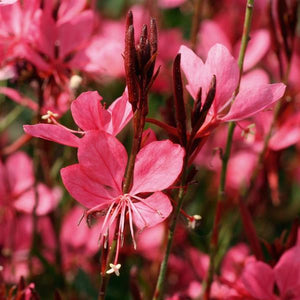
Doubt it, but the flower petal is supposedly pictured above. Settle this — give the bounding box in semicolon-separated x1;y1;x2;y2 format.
204;44;239;114
222;83;286;122
6;152;33;196
61;164;117;209
274;245;300;298
24;124;80;147
132;192;172;230
106;90;133;136
71;91;111;131
179;45;204;100
14;184;60;215
131;140;184;194
197;20;232;59
241;261;275;299
58;10;94;59
242;29;271;71
77;131;127;193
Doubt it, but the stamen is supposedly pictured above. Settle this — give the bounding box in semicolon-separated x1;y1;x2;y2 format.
41;110;59;123
188;214;202;229
130;194;164;218
106;263;121;276
127;203;137;249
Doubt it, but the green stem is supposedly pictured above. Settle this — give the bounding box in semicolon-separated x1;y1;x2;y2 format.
190;0;203;52
0;105;24;132
203;1;254;298
153;156;188;300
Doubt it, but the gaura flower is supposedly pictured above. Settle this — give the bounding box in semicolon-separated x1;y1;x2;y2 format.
179;44;286;137
24;90;132;147
60;131;184;275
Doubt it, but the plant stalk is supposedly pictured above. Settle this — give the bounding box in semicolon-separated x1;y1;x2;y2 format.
203;1;254;298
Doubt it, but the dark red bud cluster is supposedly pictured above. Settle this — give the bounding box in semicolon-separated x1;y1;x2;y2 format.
124;11;159;114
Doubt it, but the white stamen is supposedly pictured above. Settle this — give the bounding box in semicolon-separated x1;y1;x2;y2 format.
188;214;202;229
106;263;121;276
41;110;59;123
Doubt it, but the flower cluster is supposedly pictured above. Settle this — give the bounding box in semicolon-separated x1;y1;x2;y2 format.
1;0;299;299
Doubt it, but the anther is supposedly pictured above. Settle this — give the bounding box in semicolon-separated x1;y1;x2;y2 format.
106;263;121;276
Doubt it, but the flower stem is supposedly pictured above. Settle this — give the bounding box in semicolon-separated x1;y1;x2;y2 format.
190;0;203;52
153;155;188;300
203;1;254;298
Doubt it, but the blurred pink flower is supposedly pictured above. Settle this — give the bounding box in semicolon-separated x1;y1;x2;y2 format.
60;206;100;273
24;90;132;147
241;243;300;300
0;0;18;6
61;131;184;273
0;151;60;215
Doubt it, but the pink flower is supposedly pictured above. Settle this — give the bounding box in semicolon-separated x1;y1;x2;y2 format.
179;44;286;137
61;131;184;274
60;206;100;272
0;151;60;215
241;243;300;299
23;90;132;147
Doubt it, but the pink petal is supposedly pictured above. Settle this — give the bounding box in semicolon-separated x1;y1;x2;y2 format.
0;160;8;199
0;0;18;6
23;124;80;147
241;261;275;299
269;113;300;151
60;206;99;256
222;83;286;122
221;243;250;283
71;91;111;131
58;10;94;59
35;12;56;60
6;152;33;196
132;192;172;230
77;131;127;193
240;69;270;89
0;2;21;35
61;164;117;209
197;20;232;59
141;128;157;147
158;0;185;8
131;140;184;194
106;90;133;136
57;0;86;24
179;45;204;100
14;184;60;215
240;30;271;71
274;245;300;299
204;44;239;114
